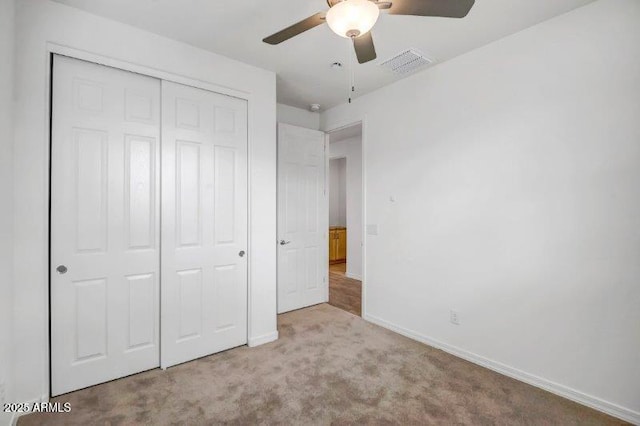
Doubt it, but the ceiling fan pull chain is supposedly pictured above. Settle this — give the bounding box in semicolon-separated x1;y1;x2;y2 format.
351;51;356;97
348;36;357;104
346;38;352;104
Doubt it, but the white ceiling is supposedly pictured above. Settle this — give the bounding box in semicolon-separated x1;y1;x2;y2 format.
52;0;595;110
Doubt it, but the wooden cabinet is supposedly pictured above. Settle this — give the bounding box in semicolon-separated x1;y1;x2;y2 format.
329;227;347;264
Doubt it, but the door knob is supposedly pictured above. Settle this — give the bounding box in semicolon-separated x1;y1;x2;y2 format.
239;250;245;257
279;240;291;245
56;265;68;274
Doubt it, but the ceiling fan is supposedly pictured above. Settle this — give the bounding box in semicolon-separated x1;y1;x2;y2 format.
263;0;475;64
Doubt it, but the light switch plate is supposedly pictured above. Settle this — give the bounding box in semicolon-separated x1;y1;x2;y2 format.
450;310;460;325
366;224;378;235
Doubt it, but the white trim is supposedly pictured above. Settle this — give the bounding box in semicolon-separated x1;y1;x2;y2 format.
324;134;331;303
363;313;640;425
248;331;279;347
48;43;250;100
345;272;362;281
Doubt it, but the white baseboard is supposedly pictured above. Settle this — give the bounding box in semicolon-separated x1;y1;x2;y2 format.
345;272;362;281
10;395;47;426
363;313;639;425
248;330;279;347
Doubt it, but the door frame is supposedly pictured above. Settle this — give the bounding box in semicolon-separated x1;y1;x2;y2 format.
46;44;257;397
324;118;367;318
327;156;347;266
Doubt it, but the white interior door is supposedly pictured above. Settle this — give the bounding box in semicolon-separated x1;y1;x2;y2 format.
51;55;161;396
161;81;248;368
277;123;328;313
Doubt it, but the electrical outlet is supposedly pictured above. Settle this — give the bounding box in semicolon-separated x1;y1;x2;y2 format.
450;310;460;325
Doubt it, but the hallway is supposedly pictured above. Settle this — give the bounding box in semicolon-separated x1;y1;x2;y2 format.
328;263;362;316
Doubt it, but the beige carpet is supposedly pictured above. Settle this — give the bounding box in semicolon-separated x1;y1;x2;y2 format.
21;304;624;425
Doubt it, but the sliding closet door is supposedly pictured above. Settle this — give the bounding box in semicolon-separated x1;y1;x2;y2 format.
51;55;161;395
161;81;248;368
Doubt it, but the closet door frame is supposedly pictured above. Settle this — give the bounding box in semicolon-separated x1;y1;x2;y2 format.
45;45;257;396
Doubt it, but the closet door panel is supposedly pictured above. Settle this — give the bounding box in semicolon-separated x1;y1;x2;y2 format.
161;81;248;368
51;55;160;396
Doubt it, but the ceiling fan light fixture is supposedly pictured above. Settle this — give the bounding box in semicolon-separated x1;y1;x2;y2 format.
326;0;380;38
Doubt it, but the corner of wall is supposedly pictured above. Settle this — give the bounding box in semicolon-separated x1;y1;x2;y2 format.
0;0;16;424
276;103;320;130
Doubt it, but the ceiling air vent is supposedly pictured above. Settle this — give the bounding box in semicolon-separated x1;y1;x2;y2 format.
380;49;432;74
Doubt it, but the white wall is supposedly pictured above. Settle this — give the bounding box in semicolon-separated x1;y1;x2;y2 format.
12;0;277;407
322;0;640;422
330;137;363;280
329;158;347;227
277;103;320;130
0;0;15;423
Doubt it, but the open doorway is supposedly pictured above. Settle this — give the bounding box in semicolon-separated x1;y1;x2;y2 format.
327;123;362;316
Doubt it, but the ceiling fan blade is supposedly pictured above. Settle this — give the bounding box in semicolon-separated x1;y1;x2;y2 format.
263;12;326;45
374;1;393;10
353;31;377;64
387;0;475;18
